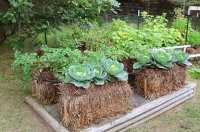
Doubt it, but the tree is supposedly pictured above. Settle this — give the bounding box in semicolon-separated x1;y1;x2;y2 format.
1;0;120;44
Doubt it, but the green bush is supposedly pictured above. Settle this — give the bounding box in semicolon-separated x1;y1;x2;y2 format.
188;67;200;79
173;18;192;34
188;31;200;46
111;13;184;59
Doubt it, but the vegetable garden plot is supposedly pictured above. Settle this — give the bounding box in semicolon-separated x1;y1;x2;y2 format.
32;69;59;104
26;83;196;132
59;82;133;132
133;65;186;99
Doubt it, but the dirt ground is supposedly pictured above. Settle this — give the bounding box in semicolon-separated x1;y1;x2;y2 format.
0;45;53;132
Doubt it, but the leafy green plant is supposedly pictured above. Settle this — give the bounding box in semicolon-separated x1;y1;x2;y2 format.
103;59;128;81
62;59;128;88
90;63;108;85
64;64;95;88
111;14;184;59
188;31;200;46
188;67;200;79
173;50;192;66
12;50;37;89
172;18;192;34
133;54;151;69
2;0;120;50
151;49;173;69
133;49;192;70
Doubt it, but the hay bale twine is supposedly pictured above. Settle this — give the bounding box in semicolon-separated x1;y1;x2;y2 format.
134;65;186;100
32;70;59;104
59;81;133;132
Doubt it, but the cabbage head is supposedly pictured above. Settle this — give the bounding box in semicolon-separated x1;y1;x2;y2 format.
64;64;95;88
151;49;173;69
90;63;107;85
103;59;128;81
173;50;192;66
133;54;151;69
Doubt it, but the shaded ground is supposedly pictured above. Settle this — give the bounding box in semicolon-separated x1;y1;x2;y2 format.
0;45;52;132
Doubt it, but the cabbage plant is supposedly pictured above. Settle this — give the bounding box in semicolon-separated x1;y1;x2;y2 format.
90;63;107;85
103;59;128;81
64;64;95;88
151;49;173;69
173;50;192;66
133;54;152;69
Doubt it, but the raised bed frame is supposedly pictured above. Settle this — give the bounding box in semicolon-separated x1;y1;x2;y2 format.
25;82;196;132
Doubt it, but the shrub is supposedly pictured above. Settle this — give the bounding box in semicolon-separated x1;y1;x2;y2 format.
173;18;192;34
188;31;200;46
188;67;200;79
111;13;184;59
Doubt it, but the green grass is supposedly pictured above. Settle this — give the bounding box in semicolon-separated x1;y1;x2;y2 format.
130;79;200;132
188;66;200;79
0;44;52;132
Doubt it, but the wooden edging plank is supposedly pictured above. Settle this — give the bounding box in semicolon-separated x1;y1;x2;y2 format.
110;92;195;132
84;83;196;132
26;83;196;132
25;96;69;132
120;93;195;132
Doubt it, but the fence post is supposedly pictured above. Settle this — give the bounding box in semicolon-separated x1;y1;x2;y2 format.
137;10;140;30
185;10;190;45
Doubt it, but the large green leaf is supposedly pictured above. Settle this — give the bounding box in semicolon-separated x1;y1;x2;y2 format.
94;78;106;85
116;71;128;81
151;49;173;69
133;62;142;69
68;65;95;81
103;59;124;76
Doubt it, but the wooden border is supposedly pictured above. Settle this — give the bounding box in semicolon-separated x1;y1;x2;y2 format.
25;96;69;132
26;83;196;132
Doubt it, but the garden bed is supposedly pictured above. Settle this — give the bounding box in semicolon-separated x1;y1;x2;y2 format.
133;65;187;99
32;70;59;104
59;82;133;131
26;83;196;132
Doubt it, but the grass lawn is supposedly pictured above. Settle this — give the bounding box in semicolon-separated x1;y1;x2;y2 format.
130;79;200;132
0;44;52;132
0;44;199;132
